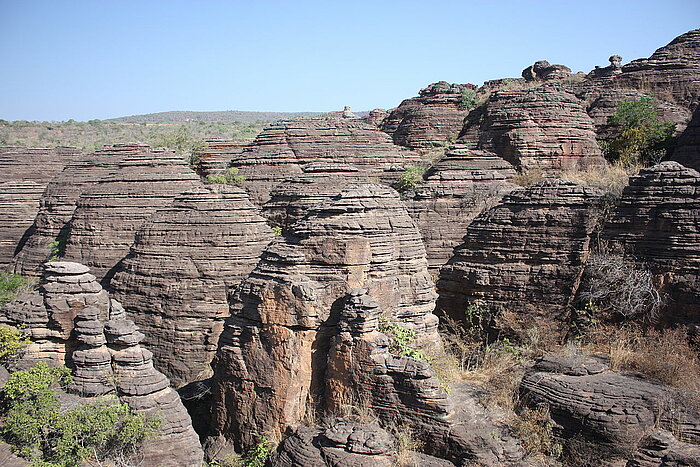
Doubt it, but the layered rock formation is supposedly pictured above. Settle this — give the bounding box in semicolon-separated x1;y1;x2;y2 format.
437;180;602;338
460;84;606;174
196;139;247;177
211;185;440;448
0;146;81;184
380;81;475;149
61;147;199;280
672;105;700;171
602;162;700;323
228;117;421;205
0;181;45;269
11;145;133;276
109;184;273;387
403;145;517;270
521;60;572;81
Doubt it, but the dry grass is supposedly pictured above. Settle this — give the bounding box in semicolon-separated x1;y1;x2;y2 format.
509;169;544;187
390;424;424;467
561;161;639;199
513;405;562;459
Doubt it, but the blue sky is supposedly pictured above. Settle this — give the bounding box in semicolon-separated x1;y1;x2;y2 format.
1;0;698;121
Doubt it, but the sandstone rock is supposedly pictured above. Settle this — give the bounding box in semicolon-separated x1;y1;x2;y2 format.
0;441;29;467
381;81;476;148
211;185;440;449
588;55;624;79
0;146;81;184
262;162;370;229
462;84;607;174
602;162;700;324
672;105;700;171
522;60;572;81
11;145;131;276
197;139;247;178
402;145;518;270
61;147;200;280
229;117;421;205
109;184;273;387
70;306;114;396
437;180;602;338
362;108;390;128
629;430;700;467
0;181;44;269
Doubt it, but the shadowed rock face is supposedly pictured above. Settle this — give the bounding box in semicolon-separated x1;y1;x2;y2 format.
602;162;700;324
109;184;274;388
61;147;200;280
196;139;247;177
381;81;476;149
437;180;602;338
616;28;700;109
402;145;518;270
0;181;44;269
461;84;606;174
672;105;700;171
229;117;421;205
11;145;136;276
211;185;440;449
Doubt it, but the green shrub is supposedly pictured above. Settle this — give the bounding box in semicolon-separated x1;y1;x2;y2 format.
0;325;30;365
272;226;282;237
242;437;272;467
458;89;477;110
379;319;425;360
206;167;246;186
392;166;425;193
0;272;29;307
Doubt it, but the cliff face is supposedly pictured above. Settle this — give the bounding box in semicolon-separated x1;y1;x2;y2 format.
196;139;247;177
61;147;199;280
672;105;700;171
109;184;273;388
381;81;475;149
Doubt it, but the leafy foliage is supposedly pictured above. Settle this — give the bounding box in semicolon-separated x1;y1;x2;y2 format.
0;325;30;365
392;166;425;193
458;89;478;110
605;98;676;166
241;437;272;467
379;319;425;360
0;272;29;308
206;167;246;186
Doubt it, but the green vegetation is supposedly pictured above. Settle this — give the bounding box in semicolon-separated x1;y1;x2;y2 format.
379;318;425;360
0;272;29;308
605;97;676;166
241;437;272;467
272;226;283;237
392;166;425;193
458;89;478;110
206;167;246;186
0;362;159;466
0;325;30;365
0;120;266;153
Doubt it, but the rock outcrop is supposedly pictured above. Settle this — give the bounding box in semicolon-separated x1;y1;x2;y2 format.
381;81;475;149
196;139;247;178
402;145;518;270
460;84;606;174
672;105;700;171
211;185;440;448
228;117;421;205
61;147;199;280
437;180;602;338
0;146;81;184
0;181;45;269
602;162;700;323
521;60;572;81
11;145;131;276
109;184;273;387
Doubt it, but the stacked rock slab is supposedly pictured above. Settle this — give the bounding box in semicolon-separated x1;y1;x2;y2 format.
402;145;518;270
672;105;700;171
228;117;421;205
521;60;572;81
197;139;248;177
437;180;602;338
325;289;525;465
616;28;700;109
12;145;136;276
109;184;274;387
62;147;199;280
380;81;476;149
0;146;81;184
262;162;370;229
520;354;700;459
0;181;45;269
461;84;606;174
602;162;700;323
211;185;440;449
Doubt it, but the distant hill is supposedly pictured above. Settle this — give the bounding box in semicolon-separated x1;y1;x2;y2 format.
105;110;368;124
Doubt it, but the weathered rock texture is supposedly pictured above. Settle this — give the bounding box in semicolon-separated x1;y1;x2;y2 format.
197;139;247;178
522;60;572;81
229;117;421;205
0;261;204;467
0;146;81;184
62;147;199;280
0;181;44;269
629;430;700;467
381;81;476;149
521;354;700;458
212;185;440;448
109;184;273;387
602;162;700;323
672;105;700;171
460;84;607;174
11;145;132;276
616;28;700;109
403;145;518;270
262;162;370;229
437;180;602;338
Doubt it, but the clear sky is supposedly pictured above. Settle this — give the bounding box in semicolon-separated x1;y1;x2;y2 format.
0;0;698;121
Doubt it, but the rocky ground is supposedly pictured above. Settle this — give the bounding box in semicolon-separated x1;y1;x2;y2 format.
0;28;699;467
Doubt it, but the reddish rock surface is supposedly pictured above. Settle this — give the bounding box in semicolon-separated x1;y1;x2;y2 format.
196;138;247;177
672;105;700;171
0;181;44;269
